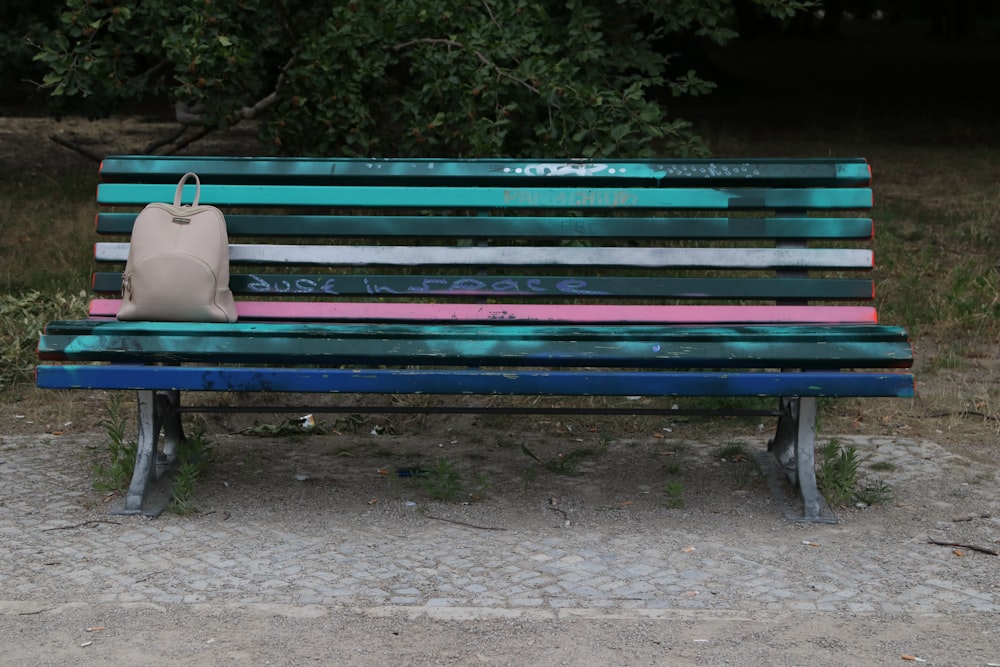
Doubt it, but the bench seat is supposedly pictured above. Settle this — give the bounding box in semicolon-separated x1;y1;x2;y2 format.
36;156;914;521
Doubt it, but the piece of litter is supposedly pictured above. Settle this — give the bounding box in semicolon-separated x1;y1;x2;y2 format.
294;474;310;482
693;639;708;643
901;656;926;663
953;549;964;557
682;546;696;553
802;541;821;547
80;641;93;648
86;626;106;632
299;414;315;428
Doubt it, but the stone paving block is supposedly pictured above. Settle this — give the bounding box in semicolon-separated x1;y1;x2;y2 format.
2;432;999;621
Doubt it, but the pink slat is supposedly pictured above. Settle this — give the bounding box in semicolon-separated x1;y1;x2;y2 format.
90;300;878;324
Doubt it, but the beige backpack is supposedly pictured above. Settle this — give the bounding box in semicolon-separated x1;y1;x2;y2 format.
117;172;237;322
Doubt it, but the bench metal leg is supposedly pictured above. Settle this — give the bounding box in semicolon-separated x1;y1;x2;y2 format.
158;390;185;477
767;396;834;523
114;390;185;516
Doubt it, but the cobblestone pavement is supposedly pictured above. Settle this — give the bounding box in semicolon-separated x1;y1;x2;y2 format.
2;431;999;664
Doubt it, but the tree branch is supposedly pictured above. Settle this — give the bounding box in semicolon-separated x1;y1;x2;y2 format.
160;126;214;156
393;38;539;94
48;134;103;163
142;124;188;154
174;56;294;127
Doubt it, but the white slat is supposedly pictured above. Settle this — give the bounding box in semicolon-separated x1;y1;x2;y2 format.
95;243;872;269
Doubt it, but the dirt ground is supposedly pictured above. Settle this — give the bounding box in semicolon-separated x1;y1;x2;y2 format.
2;30;1000;667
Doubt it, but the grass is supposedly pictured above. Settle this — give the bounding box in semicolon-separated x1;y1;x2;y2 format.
92;392;138;493
168;432;213;515
817;440;861;507
663;480;684;509
520;440;609;476
0;175;97;295
816;439;894;508
1;289;88;391
422;458;464;501
714;442;750;462
390;457;491;503
90;391;213;513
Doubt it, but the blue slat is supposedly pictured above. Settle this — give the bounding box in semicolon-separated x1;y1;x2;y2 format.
35;366;916;398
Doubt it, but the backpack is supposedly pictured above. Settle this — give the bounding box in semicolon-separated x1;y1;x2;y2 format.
117;172;238;322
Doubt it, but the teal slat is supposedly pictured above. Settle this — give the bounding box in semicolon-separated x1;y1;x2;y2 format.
41;320;912;342
38;323;913;368
35;365;914;398
38;333;913;368
97;184;874;210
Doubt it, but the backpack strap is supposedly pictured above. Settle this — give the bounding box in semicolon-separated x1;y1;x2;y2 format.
174;172;201;207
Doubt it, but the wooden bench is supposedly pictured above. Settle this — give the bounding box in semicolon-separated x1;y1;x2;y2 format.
36;156;914;521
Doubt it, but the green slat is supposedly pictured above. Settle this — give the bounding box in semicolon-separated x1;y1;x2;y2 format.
97;183;873;210
95;212;874;240
92;273;874;301
99;156;871;187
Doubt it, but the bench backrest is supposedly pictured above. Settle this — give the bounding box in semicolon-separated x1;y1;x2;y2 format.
91;157;877;325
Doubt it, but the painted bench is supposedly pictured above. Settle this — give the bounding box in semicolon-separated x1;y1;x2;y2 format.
36;156;914;520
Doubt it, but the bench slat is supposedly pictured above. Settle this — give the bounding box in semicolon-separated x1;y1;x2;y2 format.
42;320;910;340
99;156;872;187
35;365;914;398
39;322;912;368
92;272;875;301
97;184;874;210
86;300;880;323
92;273;875;301
94;242;874;270
37;336;915;368
95;213;875;240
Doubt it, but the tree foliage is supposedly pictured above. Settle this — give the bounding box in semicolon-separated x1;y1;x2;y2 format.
33;0;811;158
